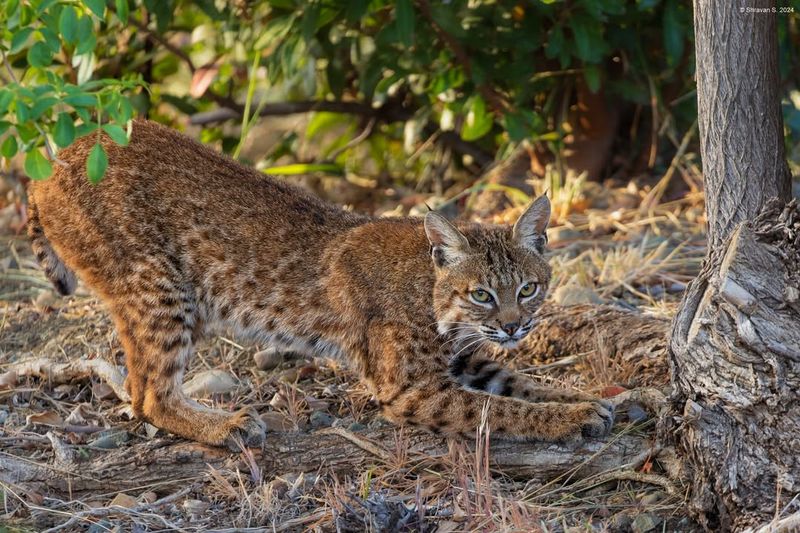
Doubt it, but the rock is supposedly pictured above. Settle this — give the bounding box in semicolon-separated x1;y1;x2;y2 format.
368;416;393;430
548;226;583;242
609;512;633;530
348;422;367;432
138;491;158;504
182;369;238;397
551;285;604;307
109;493;138;509
183;499;210;516
260;412;294;432
639;491;667;505
90;430;130;449
277;368;299;383
668;282;687;293
88;520;113;533
309;411;335;429
254;347;284;371
631;513;662;533
627;403;649;423
0;409;7;425
34;290;58;311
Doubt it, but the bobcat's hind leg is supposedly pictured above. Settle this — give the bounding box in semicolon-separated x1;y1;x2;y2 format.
114;290;265;450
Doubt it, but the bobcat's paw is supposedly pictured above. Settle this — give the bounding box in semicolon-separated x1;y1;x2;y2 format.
223;408;267;452
573;400;615;439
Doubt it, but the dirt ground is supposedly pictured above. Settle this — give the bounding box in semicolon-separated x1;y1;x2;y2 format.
0;170;706;532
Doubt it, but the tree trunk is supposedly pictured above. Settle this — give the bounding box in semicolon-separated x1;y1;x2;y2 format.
693;1;791;251
666;1;797;529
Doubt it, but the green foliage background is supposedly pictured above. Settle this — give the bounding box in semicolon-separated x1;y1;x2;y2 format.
1;0;799;183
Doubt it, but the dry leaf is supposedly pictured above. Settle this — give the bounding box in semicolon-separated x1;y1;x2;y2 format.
26;411;64;427
269;390;289;410
52;384;75;400
65;403;97;425
109;493;138;509
0;370;17;390
601;386;628;398
92;381;116;400
297;365;318;380
189;65;219;98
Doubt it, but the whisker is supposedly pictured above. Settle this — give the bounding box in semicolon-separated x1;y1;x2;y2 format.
451;336;487;359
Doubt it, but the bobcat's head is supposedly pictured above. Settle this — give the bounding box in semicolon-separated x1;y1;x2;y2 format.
425;196;552;353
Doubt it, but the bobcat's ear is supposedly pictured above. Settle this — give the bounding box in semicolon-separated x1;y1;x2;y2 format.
512;195;551;254
424;211;470;268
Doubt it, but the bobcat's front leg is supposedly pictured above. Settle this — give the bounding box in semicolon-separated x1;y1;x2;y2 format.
377;376;614;442
450;353;608;405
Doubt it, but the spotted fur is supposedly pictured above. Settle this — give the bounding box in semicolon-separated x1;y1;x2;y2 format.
27;120;613;449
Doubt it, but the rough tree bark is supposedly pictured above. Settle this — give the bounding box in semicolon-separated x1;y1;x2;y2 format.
0;424;656;499
664;1;798;530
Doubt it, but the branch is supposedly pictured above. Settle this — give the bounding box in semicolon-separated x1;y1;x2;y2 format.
189;100;407;126
416;0;509;115
1;426;655;499
126;10;196;72
189;100;494;168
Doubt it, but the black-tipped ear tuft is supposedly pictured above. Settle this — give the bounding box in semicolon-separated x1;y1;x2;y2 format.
512;195;551;254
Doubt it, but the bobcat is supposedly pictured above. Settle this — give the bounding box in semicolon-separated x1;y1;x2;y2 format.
27;120;614;450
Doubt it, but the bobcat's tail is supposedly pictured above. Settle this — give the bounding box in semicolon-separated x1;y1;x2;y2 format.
27;194;77;296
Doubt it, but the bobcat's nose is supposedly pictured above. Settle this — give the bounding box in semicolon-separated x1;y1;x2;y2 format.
501;322;519;336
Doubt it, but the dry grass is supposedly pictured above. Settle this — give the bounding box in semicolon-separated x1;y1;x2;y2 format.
0;170;704;532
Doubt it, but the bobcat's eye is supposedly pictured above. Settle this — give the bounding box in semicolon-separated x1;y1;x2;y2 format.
470;289;493;304
518;282;539;299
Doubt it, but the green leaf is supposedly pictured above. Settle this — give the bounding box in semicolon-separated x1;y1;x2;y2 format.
30;96;58;120
301;2;320;43
86;142;108;183
306;112;349;139
584;64;602;93
64;94;96;107
75;14;94;49
27;41;54;68
0;121;11;137
395;0;414;47
114;0;128;23
36;0;59;14
75;28;96;54
59;6;79;44
39;27;62;53
461;96;493;141
75;122;98;137
16;123;38;142
1;136;18;159
82;0;105;18
53;112;76;148
663;0;684;66
102;123;129;145
24;149;53;180
16;102;31;122
262;162;343;175
569;13;608;63
503;113;528;142
0;89;13;114
10;27;34;54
